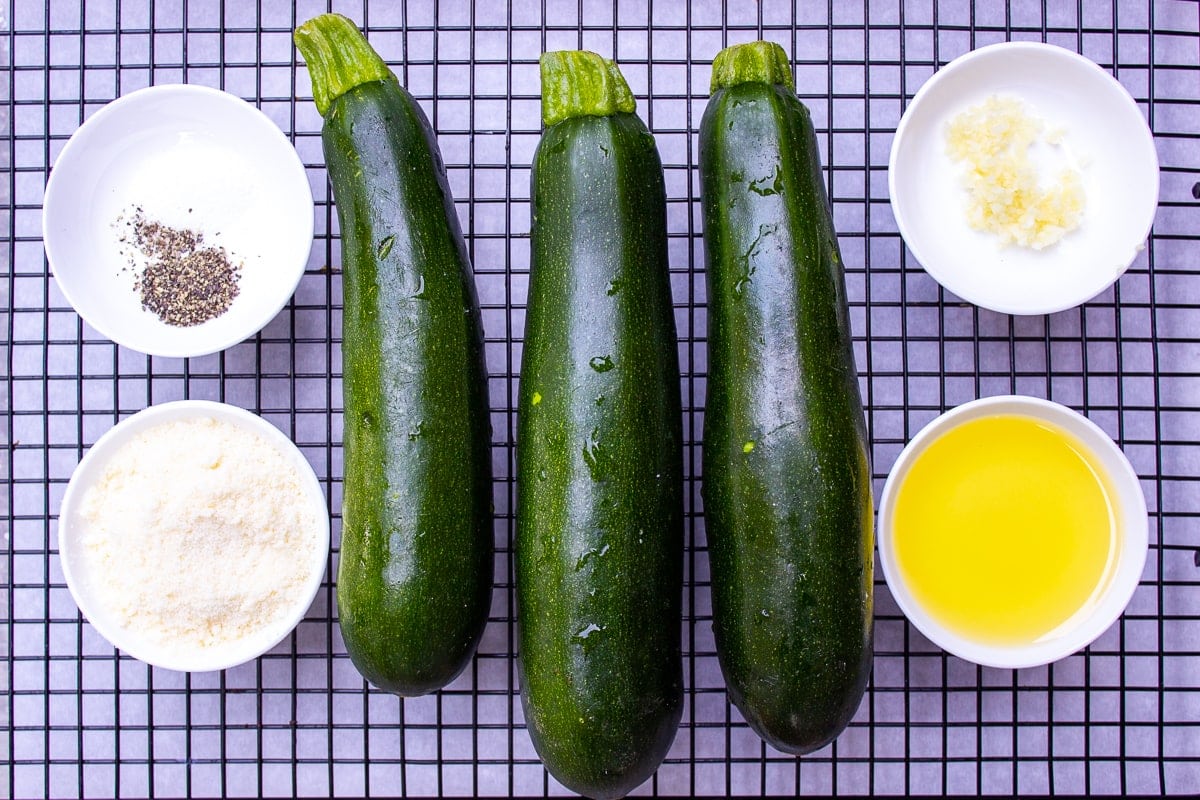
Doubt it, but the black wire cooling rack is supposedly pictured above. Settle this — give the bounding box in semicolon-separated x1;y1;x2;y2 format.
5;0;1199;797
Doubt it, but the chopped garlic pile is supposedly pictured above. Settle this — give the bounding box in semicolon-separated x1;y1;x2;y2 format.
945;95;1085;250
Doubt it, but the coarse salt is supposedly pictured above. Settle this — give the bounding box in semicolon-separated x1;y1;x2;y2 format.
79;416;323;654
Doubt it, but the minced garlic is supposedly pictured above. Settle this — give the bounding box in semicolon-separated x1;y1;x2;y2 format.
945;95;1084;250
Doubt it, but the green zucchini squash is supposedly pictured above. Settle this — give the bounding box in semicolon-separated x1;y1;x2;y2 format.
698;41;874;754
295;14;492;696
517;51;683;799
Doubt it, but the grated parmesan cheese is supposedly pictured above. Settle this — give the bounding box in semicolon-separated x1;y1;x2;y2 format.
79;416;323;654
945;95;1085;250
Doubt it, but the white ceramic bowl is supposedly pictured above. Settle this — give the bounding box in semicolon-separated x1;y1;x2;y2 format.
43;84;314;357
888;42;1159;315
877;395;1148;669
58;401;329;672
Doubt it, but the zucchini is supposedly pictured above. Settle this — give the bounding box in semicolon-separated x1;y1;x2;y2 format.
516;51;683;799
295;14;493;696
698;41;874;754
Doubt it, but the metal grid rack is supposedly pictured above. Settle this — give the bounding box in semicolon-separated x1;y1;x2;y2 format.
4;0;1199;796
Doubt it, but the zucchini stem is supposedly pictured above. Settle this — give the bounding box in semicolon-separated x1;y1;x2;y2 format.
540;50;636;127
710;40;795;92
294;13;396;117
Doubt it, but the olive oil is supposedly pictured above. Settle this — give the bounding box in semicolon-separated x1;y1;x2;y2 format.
892;414;1119;646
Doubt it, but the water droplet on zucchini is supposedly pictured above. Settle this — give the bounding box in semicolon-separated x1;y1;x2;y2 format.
575;543;611;571
733;267;755;297
377;235;395;260
748;167;782;196
582;428;604;479
576;622;603;639
589;355;615;372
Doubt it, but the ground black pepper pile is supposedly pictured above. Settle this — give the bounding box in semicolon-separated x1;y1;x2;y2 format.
116;208;242;327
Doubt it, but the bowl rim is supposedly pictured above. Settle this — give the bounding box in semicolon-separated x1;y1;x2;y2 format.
876;394;1149;670
41;83;315;359
887;40;1161;316
57;399;330;672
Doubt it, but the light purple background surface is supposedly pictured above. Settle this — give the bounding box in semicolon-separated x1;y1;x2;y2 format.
3;0;1199;797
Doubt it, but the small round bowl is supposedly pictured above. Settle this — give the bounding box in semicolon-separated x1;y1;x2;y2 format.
43;84;314;358
58;401;329;672
877;395;1148;669
888;42;1159;315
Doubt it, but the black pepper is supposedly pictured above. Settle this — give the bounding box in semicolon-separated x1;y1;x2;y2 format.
115;208;242;327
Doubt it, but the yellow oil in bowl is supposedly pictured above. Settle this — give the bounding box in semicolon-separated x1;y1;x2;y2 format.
891;413;1119;646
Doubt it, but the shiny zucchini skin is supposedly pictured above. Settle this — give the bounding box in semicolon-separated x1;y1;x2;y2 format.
698;42;874;754
516;52;684;800
299;15;493;697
